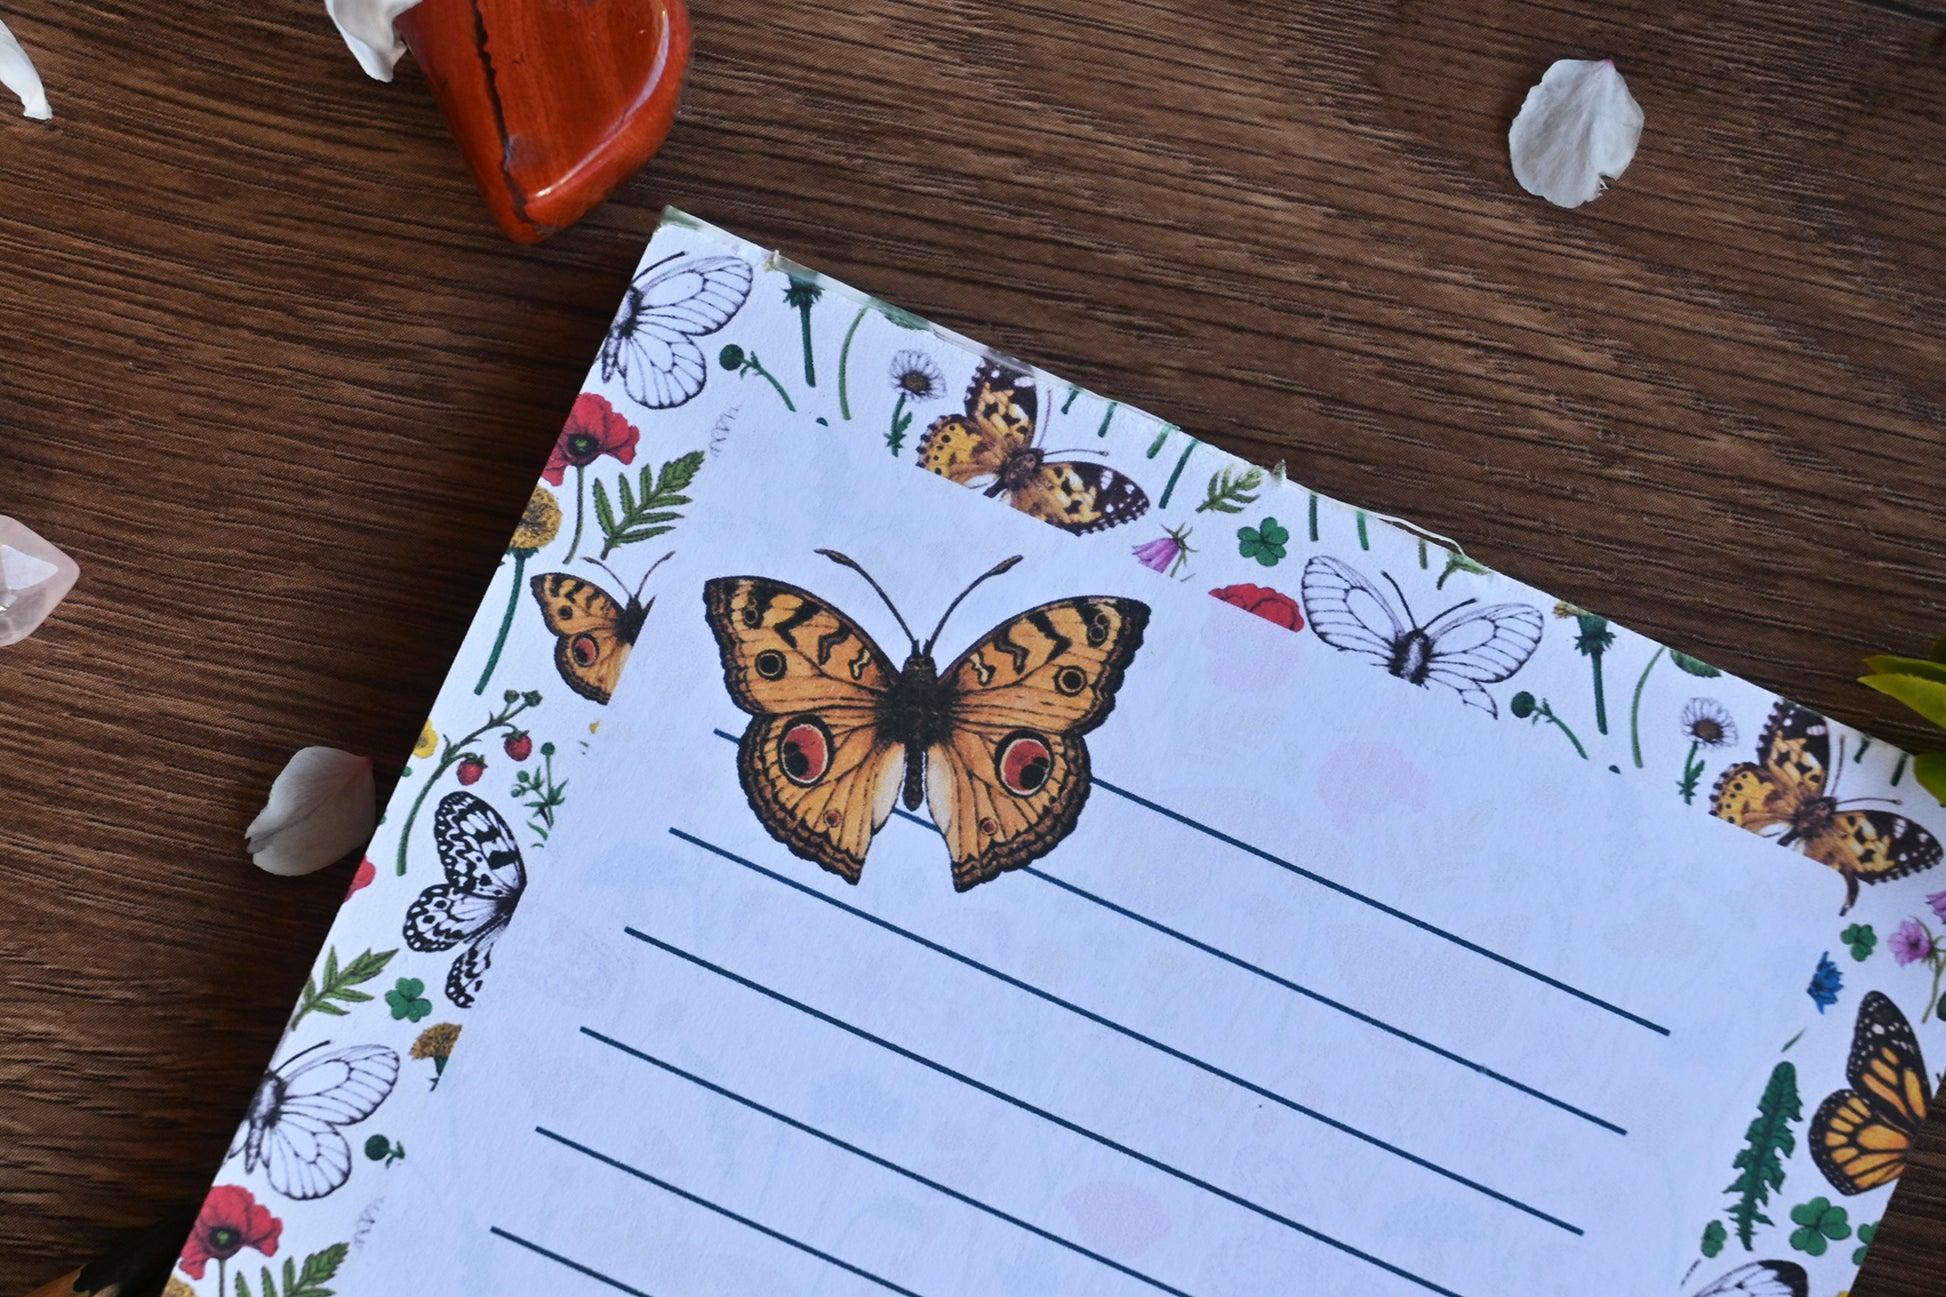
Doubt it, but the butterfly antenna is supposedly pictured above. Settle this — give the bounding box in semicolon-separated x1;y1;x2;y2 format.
817;549;921;651
1381;572;1420;626
631;551;676;601
1038;446;1112;459
923;555;1024;653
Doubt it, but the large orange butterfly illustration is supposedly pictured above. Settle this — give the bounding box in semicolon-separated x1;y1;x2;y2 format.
703;551;1149;890
530;553;673;705
1711;702;1942;913
1809;990;1931;1195
917;362;1150;534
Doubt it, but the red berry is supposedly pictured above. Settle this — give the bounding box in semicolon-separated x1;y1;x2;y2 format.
456;757;486;786
504;731;533;762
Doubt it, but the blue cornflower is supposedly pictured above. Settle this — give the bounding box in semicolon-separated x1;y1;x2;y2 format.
1807;952;1842;1013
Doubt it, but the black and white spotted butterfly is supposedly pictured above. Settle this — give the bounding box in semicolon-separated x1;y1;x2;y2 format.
1685;1261;1806;1297
404;791;527;1008
228;1041;399;1200
1298;554;1543;718
599;252;754;409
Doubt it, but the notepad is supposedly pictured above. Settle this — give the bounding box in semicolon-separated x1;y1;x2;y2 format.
173;212;1946;1297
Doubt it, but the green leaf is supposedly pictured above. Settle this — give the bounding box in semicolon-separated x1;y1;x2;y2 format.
591;480;616;536
1861;671;1946;730
1932;634;1946;664
1671;651;1721;678
1863;654;1946;686
1195;465;1265;515
235;1271;253;1297
287;1243;349;1297
1700;1219;1727;1259
596;453;706;556
290;946;398;1029
1724;1061;1801;1249
262;1264;279;1297
1915;753;1946;808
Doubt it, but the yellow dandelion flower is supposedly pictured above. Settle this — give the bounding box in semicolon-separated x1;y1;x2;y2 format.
1552;599;1588;619
411;1021;462;1061
165;1280;197;1297
512;484;563;554
413;720;438;759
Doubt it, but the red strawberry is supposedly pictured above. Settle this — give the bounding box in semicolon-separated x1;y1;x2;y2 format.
504;731;534;762
455;756;486;786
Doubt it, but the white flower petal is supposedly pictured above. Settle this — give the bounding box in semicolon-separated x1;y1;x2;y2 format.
324;0;423;82
0;15;51;121
1509;59;1643;209
246;746;377;877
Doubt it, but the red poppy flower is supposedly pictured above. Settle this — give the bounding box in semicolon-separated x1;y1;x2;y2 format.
179;1185;281;1279
344;855;376;901
541;393;640;486
1211;582;1304;632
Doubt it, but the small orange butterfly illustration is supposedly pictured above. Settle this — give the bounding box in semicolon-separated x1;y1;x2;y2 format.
1711;702;1941;913
918;362;1149;534
530;553;673;705
704;551;1148;890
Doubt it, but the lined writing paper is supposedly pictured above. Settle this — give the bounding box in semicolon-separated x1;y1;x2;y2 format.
362;423;1821;1297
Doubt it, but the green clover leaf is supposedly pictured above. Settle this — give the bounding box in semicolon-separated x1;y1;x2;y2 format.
1236;517;1289;567
1854;1220;1877;1266
1787;1197;1850;1256
386;976;432;1023
1841;922;1878;962
1700;1219;1726;1259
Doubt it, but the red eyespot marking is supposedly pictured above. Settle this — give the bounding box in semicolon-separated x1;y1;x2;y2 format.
978;817;998;836
823;809;842;828
571;633;601;667
779;717;833;786
995;731;1052;797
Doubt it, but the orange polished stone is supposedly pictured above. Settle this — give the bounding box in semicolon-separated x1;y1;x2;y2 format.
399;0;692;244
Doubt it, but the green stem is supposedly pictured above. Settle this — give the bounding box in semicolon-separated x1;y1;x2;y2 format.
750;357;797;411
1629;645;1667;769
837;306;866;420
472;549;529;695
218;1258;228;1297
1308;493;1319;541
1892;752;1909;786
393;697;535;875
1356;510;1370;550
564;465;586;563
1540;702;1589;759
798;303;816;387
1589;650;1609;735
1925;943;1945;1023
1096;401;1118;438
1062;385;1079;414
1418;536;1428;569
1677;739;1702;804
1146;423;1173;458
1157;440;1199;509
886;392;909;455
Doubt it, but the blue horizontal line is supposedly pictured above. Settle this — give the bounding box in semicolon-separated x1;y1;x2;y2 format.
488;1226;655;1296
581;1027;1198;1297
536;1126;925;1297
667;827;1580;1237
709;726;1664;1037
1088;776;1671;1037
1017;863;1627;1136
622;926;1473;1297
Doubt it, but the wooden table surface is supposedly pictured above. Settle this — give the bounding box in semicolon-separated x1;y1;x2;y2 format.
3;0;1943;1290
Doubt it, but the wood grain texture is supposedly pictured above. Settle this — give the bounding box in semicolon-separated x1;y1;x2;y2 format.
0;0;1941;1291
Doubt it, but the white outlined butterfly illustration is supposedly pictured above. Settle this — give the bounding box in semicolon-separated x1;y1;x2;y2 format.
600;252;754;409
404;791;527;1007
1298;554;1542;718
227;1041;399;1200
1684;1261;1806;1297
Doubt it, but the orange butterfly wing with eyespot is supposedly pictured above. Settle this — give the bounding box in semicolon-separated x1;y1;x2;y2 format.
531;573;646;706
1810;991;1930;1194
926;597;1148;890
1711;702;1942;912
702;576;908;883
917;363;1150;535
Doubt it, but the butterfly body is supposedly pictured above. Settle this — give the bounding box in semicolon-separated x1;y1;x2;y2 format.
1298;555;1542;717
532;559;668;705
404;792;528;1007
919;363;1149;534
228;1042;399;1200
1809;990;1930;1195
706;560;1147;891
1712;702;1942;912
